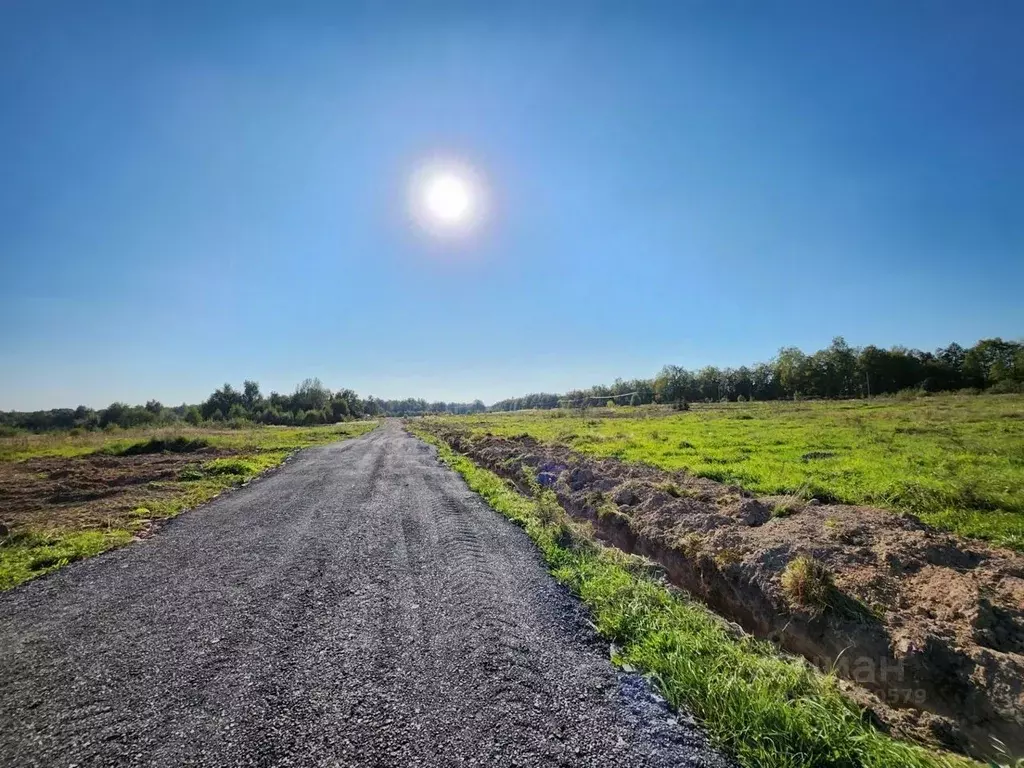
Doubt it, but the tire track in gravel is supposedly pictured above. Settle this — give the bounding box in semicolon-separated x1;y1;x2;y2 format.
0;421;733;767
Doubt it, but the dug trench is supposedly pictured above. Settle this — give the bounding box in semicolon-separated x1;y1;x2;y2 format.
425;425;1024;762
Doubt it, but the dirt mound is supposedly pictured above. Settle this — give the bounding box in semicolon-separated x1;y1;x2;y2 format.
100;436;213;456
435;427;1024;761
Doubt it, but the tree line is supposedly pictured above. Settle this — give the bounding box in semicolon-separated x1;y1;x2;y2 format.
491;336;1024;410
1;337;1021;432
0;378;486;432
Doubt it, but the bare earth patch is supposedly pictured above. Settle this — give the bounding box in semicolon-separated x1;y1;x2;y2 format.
434;427;1024;761
0;448;230;535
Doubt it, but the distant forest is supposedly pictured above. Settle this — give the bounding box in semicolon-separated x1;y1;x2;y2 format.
2;337;1021;432
512;336;1024;410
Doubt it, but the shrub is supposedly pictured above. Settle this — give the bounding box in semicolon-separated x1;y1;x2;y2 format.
227;403;249;421
988;379;1024;394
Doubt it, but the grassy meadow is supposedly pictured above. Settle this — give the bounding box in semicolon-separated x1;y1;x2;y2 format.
424;393;1024;549
0;421;377;590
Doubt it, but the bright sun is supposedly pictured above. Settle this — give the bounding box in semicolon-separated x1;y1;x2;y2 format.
425;174;471;223
408;159;487;239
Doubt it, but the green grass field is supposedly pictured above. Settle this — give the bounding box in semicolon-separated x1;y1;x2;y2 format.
0;422;377;590
424;393;1024;549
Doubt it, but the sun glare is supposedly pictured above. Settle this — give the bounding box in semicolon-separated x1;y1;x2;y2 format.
426;175;471;222
408;159;487;240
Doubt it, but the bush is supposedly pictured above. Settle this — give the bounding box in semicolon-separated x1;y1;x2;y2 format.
988;379;1024;394
227;403;249;421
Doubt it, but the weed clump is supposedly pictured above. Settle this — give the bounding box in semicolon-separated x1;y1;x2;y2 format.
679;532;704;559
536;491;563;527
531;486;597;553
772;501;799;518
713;547;744;567
202;458;253;476
554;518;598;554
781;555;835;613
657;481;683;498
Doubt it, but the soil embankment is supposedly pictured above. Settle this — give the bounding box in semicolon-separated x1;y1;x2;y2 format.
432;426;1024;760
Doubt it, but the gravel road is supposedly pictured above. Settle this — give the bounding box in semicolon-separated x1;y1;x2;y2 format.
0;421;730;767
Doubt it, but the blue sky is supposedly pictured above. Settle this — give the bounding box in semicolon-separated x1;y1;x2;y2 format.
2;1;1021;410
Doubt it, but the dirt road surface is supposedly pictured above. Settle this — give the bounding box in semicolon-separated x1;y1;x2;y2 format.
0;421;729;767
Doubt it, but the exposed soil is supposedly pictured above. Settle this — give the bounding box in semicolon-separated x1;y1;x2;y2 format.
431;426;1024;761
0;448;230;535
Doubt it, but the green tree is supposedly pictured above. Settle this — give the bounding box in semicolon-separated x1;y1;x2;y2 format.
242;380;262;411
964;338;1022;387
330;396;350;421
293;378;331;413
653;365;691;405
202;384;243;420
775;347;810;398
695;366;722;402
